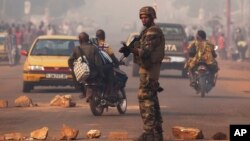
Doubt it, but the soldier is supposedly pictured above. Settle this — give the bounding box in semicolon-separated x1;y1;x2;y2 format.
125;6;165;141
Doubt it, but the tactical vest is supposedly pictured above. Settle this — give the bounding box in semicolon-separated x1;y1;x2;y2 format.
134;25;165;69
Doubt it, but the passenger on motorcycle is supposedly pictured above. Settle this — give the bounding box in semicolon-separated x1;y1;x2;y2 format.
68;32;104;99
95;29;125;96
95;29;122;68
184;30;219;87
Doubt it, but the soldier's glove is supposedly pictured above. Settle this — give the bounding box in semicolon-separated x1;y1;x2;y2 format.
119;61;125;66
119;44;131;57
119;45;128;53
129;48;139;56
157;86;164;92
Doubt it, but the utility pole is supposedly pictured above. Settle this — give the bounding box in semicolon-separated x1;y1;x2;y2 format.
226;0;231;49
1;0;6;19
24;0;31;22
153;0;157;12
240;0;244;25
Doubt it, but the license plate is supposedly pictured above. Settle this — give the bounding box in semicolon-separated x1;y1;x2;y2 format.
170;56;186;62
45;74;67;79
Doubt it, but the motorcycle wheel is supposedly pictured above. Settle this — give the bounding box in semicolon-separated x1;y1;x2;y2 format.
117;88;127;114
89;93;104;116
199;76;207;98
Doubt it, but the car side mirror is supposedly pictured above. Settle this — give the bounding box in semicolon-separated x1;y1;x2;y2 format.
214;45;218;51
21;49;28;56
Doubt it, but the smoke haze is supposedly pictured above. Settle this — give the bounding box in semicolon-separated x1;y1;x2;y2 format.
1;0;249;43
67;0;192;41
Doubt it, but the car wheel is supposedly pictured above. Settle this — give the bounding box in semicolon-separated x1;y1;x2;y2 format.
132;63;139;77
23;82;34;93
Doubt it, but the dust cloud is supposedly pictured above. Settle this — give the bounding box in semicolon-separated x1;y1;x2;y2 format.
65;0;192;42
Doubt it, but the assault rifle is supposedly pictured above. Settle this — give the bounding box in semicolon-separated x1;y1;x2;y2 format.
119;35;140;57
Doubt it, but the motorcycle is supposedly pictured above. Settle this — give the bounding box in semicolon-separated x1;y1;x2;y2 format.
236;40;248;61
189;61;217;97
84;64;128;116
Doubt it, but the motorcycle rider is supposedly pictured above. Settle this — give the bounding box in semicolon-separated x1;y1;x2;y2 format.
234;27;248;61
120;6;165;141
68;32;104;99
185;30;219;87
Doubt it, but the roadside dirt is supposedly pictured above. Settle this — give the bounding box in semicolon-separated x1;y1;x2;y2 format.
217;59;250;94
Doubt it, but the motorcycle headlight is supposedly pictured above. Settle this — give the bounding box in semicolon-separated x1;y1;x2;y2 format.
28;65;44;71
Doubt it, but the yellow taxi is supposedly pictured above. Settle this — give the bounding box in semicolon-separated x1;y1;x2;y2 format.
21;35;79;92
0;32;8;61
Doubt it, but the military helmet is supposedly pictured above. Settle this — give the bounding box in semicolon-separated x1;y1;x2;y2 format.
139;6;156;19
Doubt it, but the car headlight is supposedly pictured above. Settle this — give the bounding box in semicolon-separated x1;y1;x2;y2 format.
28;65;44;71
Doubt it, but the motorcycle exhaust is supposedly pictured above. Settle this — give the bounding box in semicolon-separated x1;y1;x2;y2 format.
100;99;107;106
100;99;118;107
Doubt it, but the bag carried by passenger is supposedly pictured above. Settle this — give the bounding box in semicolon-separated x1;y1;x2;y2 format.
89;38;113;65
99;50;113;64
73;46;90;83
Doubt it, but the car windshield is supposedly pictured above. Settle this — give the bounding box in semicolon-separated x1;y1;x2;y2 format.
30;39;79;56
0;37;5;45
159;25;186;40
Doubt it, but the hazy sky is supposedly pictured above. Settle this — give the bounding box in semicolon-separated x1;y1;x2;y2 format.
57;0;245;42
68;0;191;37
70;0;239;28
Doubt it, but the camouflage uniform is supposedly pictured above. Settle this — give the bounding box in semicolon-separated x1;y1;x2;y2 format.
133;23;165;140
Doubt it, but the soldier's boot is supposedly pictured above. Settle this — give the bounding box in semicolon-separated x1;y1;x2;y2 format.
133;132;154;141
154;132;164;141
154;126;164;141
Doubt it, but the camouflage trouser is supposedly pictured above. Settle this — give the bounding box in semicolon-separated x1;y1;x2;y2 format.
138;73;163;134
